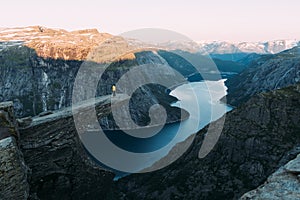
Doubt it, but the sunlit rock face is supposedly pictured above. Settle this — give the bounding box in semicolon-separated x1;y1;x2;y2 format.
0;26;112;60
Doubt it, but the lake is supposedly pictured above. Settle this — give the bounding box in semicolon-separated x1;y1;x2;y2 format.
81;80;232;175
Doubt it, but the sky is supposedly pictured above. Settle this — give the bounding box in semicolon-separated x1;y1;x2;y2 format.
1;0;300;42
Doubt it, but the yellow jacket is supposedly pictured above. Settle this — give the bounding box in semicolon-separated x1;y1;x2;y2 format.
112;85;116;92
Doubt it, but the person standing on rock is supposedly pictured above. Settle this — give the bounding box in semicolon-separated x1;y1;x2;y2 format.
112;84;116;97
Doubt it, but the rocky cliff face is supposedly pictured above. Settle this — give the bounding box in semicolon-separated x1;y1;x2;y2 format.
18;98;116;199
1;84;187;200
0;27;188;122
116;83;300;200
225;46;300;106
240;151;300;200
3;82;298;200
0;102;29;200
0;46;81;116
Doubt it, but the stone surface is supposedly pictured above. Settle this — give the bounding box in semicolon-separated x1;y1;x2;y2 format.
285;154;300;174
0;102;29;200
17;116;33;128
19;98;116;199
0;137;29;200
240;153;300;200
0;101;19;139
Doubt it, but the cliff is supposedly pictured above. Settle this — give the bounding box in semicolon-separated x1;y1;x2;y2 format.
116;83;300;199
225;46;300;106
240;152;300;199
0;41;187;125
2;82;298;199
18;98;116;199
0;102;29;200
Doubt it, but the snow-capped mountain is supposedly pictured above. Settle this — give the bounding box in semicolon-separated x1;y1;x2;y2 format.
197;40;300;54
135;39;300;55
1;26;299;57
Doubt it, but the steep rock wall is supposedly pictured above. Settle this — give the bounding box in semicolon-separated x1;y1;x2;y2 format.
0;102;29;200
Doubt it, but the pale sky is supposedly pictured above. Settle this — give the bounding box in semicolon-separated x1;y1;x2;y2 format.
1;0;299;42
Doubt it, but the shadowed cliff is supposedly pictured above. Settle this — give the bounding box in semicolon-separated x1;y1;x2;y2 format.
116;83;300;200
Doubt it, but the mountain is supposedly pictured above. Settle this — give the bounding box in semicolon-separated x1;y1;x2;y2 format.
197;40;300;55
225;46;300;106
1;66;299;200
235;53;262;66
1;26;300;199
0;26;112;60
158;50;247;81
0;26;251;118
144;39;300;63
116;83;300;200
0;27;186;119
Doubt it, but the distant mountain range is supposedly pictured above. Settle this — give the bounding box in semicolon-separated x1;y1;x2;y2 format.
197;40;300;54
1;26;300;200
1;26;299;58
158;39;300;55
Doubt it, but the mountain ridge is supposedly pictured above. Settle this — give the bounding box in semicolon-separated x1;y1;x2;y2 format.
225;46;300;106
197;39;300;54
1;26;299;60
0;26;113;60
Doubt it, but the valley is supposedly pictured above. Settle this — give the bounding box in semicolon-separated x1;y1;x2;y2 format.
0;26;299;200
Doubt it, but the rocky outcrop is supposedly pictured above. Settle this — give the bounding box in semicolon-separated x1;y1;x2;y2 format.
240;152;300;200
0;27;142;117
0;137;29;200
116;83;300;199
16;90;188;199
225;46;300;106
19;98;116;199
0;102;29;200
0;44;186;121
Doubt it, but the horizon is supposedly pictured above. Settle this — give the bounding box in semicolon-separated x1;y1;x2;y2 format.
0;25;299;44
1;0;300;42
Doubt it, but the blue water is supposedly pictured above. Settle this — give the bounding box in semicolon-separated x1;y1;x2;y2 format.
81;80;232;174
